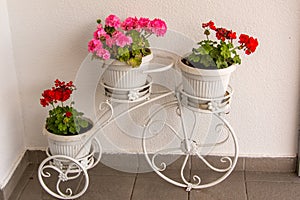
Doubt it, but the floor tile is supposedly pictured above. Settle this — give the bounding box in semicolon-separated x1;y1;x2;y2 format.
247;181;300;200
189;171;247;200
245;157;296;172
8;165;34;200
137;169;190;183
78;175;136;200
246;171;300;183
137;154;189;173
131;176;188;200
191;155;244;171
190;170;244;185
137;155;191;182
16;167;85;200
8;155;300;200
16;174;57;200
88;163;136;177
100;154;139;173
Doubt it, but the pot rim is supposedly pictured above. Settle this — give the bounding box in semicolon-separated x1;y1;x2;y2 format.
44;118;94;141
104;52;153;71
176;57;236;76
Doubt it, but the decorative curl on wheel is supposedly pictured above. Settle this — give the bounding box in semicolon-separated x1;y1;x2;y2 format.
38;155;89;200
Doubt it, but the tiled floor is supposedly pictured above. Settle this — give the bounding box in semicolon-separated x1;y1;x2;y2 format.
9;160;300;200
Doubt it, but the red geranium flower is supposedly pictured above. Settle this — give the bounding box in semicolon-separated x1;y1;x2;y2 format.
202;21;216;30
40;79;76;107
216;28;228;41
65;111;72;118
40;98;48;107
238;34;249;44
238;34;259;55
227;30;237;40
245;37;259;53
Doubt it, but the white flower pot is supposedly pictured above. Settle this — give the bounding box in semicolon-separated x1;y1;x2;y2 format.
176;58;236;99
102;53;153;89
44;124;94;159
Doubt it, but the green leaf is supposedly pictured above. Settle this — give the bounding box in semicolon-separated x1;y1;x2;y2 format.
200;55;215;67
69;126;76;134
233;55;241;65
127;54;142;67
117;47;130;62
220;44;231;59
79;119;89;128
188;54;200;63
216;59;228;69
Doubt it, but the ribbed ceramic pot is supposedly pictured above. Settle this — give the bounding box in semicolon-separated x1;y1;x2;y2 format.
44;121;94;159
102;53;153;89
176;58;236;99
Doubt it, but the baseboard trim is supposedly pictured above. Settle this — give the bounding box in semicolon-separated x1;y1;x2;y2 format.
0;150;297;200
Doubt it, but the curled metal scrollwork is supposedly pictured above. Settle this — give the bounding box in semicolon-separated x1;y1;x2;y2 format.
38;155;89;199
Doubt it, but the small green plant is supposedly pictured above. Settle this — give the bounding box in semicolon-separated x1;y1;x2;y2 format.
185;21;258;69
40;79;92;135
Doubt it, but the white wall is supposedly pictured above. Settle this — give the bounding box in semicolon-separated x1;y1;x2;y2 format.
6;0;300;157
0;0;25;188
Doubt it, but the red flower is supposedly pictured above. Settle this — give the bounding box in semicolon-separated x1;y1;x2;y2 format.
41;89;55;105
245;37;259;53
216;28;228;41
202;21;216;30
40;79;76;108
238;34;249;44
227;30;237;40
53;88;72;102
238;34;259;55
65;111;72;118
40;98;48;107
66;81;74;87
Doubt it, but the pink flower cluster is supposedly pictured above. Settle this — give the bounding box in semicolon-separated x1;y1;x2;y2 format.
88;14;167;60
120;17;167;36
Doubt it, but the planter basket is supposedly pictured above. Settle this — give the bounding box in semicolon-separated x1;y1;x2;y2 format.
177;59;236;99
44;124;94;159
103;53;153;89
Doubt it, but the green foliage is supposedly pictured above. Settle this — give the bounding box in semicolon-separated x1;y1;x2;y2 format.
187;40;242;69
45;106;91;136
122;30;151;67
117;47;130;62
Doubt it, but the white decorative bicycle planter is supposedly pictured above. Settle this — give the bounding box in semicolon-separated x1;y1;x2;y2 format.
38;49;239;198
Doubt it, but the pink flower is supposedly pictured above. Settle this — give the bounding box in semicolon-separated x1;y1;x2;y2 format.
105;35;116;48
105;14;121;28
88;39;102;52
150;18;167;37
102;50;111;60
138;17;150;29
96;48;111;60
114;32;132;47
93;28;108;39
97;24;103;29
121;17;138;31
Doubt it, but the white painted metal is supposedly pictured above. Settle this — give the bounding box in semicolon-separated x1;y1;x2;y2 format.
100;76;153;103
38;155;89;200
142;87;239;191
38;138;102;199
38;51;239;198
